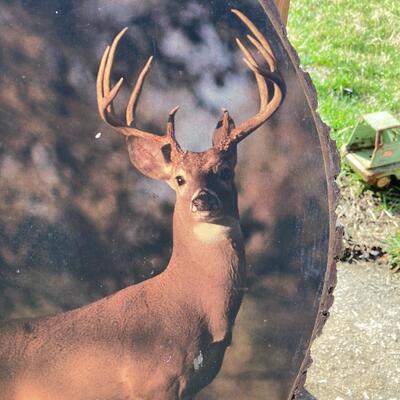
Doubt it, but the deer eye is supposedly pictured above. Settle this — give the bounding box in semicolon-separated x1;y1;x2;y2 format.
219;168;233;181
176;176;186;186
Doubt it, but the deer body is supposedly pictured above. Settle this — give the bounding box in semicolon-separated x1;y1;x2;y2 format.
0;212;245;400
0;9;283;400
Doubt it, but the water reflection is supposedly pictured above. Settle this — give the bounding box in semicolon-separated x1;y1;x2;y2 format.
0;0;329;398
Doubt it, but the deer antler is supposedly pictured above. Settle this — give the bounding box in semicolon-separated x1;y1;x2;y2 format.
96;28;182;153
216;9;284;150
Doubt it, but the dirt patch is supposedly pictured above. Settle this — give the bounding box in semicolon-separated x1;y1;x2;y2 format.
337;174;399;263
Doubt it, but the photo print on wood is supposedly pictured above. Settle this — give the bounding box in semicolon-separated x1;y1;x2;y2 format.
0;0;340;399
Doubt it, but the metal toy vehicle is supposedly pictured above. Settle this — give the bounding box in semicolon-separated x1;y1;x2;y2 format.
342;112;400;188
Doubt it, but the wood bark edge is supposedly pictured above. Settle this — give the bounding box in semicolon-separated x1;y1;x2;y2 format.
260;1;342;398
274;0;291;26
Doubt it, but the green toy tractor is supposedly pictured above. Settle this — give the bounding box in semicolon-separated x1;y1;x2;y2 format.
342;112;400;188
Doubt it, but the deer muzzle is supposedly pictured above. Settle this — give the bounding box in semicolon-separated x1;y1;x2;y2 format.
191;189;221;215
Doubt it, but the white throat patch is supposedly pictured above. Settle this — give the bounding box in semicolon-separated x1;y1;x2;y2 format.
193;220;240;243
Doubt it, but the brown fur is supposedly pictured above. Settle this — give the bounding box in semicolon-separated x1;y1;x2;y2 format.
0;145;247;400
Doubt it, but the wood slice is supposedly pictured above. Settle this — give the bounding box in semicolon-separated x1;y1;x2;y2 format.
0;0;340;399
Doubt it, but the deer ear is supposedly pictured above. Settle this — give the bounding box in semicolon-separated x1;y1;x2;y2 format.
126;136;173;181
212;112;236;147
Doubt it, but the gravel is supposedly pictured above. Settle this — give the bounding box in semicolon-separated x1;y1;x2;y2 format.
301;261;400;400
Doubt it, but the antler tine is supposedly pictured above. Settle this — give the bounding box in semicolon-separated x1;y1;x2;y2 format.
235;37;269;111
165;105;183;153
96;44;125;126
222;109;231;131
246;34;275;72
96;28;178;144
219;9;284;148
96;45;110;119
126;56;154;127
104;27;128;114
166;106;180;138
231;9;275;65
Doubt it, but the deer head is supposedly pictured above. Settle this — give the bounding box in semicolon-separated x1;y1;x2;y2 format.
96;9;284;229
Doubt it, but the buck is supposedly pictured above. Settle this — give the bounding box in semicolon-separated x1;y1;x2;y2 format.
0;9;283;400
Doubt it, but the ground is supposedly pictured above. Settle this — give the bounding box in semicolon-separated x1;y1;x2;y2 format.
302;261;400;400
298;177;400;399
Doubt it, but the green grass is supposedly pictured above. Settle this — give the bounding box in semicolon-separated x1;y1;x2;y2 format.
287;0;400;148
387;231;400;270
288;1;400;261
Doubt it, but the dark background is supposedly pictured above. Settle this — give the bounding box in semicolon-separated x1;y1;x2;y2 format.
0;0;329;398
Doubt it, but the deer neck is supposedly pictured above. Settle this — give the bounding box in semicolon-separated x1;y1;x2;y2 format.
166;209;246;342
170;207;245;270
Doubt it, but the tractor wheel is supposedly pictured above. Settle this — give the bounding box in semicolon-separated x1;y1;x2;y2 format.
376;176;391;188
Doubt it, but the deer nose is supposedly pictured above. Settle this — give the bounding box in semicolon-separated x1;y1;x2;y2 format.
191;189;220;213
